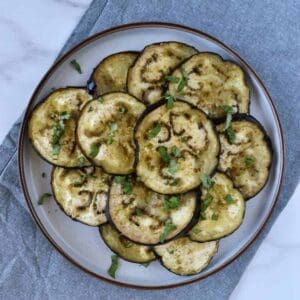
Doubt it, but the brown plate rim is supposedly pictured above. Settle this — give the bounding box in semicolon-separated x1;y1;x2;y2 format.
18;22;285;290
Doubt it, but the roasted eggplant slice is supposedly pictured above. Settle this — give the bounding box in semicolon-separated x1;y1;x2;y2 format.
135;100;220;194
89;51;138;96
51;166;110;226
154;237;218;276
108;176;198;245
127;42;197;104
77;92;145;174
217;115;272;199
168;53;250;119
188;172;245;242
28;88;92;167
100;224;156;263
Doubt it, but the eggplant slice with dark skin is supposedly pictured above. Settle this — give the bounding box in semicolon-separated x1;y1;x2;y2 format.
28;88;92;167
217;115;272;199
154;237;218;276
134;100;220;194
100;224;156;263
77;92;146;175
51;166;111;226
127;42;197;105
89;51;138;96
108;175;199;245
168;52;250;119
188;172;245;242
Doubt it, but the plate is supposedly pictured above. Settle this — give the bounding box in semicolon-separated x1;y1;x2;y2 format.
18;22;284;289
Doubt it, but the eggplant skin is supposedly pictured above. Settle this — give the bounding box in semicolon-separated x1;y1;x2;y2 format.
134;99;220;194
99;224;156;263
88;51;138;96
168;52;250;119
28;87;92;168
188;172;245;242
217;114;272;199
107;175;200;246
127;41;197;105
154;237;218;276
51;166;111;226
76;92;146;175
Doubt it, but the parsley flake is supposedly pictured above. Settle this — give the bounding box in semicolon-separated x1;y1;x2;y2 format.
165;75;180;83
164;196;180;210
211;213;219;221
115;176;132;195
200;173;214;190
70;59;82;74
148;123;161;138
225;194;234;204
164;91;176;109
245;156;255;166
107;255;119;278
38;193;52;205
89;143;99;158
159;219;177;243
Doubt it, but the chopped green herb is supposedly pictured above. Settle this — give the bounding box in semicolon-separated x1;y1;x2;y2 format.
115;176;132;195
245;156;254;166
226;126;236;144
89;143;99;158
70;59;82;74
159;219;177;243
165;75;180;83
88;106;94;112
97;96;104;103
107;255;119;278
107;122;118;145
164;196;180;210
118;106;126;113
167;158;177;175
221;105;234;114
148;123;161;138
225;194;233;204
157;146;171;163
50;112;58;119
135;208;143;216
38;193;52;205
221;105;234;130
177;66;189;92
165;178;180;186
180;136;189;143
211;213;219;221
76;156;85;167
141;262;150;268
164;91;176;109
171;145;181;158
52;111;71;156
200;173;214;190
201;193;213;213
41;172;46;178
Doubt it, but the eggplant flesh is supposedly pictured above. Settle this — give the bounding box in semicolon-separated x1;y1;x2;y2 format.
91;51;138;96
154;237;218;276
188;172;245;242
28;88;92;167
135;100;220;194
127;42;197;104
100;224;156;263
77;92;145;174
168;53;250;119
108;176;198;245
217;116;272;199
51;166;110;226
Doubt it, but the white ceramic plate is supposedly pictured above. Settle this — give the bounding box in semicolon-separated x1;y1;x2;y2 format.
18;23;284;289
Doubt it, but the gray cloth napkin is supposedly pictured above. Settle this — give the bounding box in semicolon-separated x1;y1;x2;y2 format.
1;0;299;299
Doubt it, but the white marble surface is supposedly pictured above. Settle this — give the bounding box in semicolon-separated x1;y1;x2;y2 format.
0;1;299;299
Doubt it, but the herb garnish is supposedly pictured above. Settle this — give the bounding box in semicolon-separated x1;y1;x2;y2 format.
177;66;189;92
107;122;118;145
164;196;180;210
115;176;132;195
97;96;104;103
88;106;94;112
148;123;161;138
70;59;82;74
76;156;85;167
157;146;171;163
171;145;182;158
165;178;180;186
164;91;176;109
165;75;180;84
52;111;71;156
200;173;214;190
211;213;219;221
141;262;150;268
225;194;233;204
245;156;254;166
118;106;126;113
167;158;177;175
157;145;182;176
89;143;99;158
221;105;236;144
38;193;52;205
159;219;177;243
107;255;119;278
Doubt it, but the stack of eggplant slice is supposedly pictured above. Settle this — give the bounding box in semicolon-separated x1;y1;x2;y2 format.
28;41;272;277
